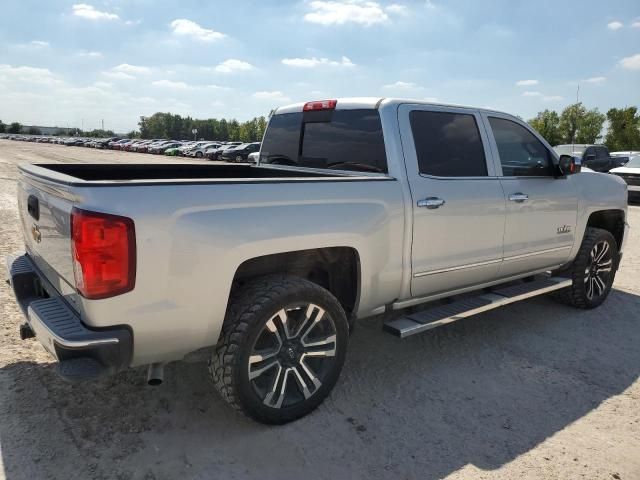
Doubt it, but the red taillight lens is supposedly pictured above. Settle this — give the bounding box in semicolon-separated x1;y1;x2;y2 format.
303;99;337;111
71;208;136;299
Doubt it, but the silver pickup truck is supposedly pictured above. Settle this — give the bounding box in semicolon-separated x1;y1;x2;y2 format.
7;98;630;424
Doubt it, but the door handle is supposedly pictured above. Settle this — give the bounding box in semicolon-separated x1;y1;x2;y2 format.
508;193;529;203
417;197;446;209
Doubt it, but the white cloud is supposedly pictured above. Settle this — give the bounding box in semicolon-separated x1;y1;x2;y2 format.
206;84;231;90
385;4;408;15
304;1;389;26
542;95;563;102
169;19;225;41
632;21;640;28
113;63;150;75
620;53;640;70
522;91;542;97
29;40;49;48
215;59;254;73
92;81;113;89
72;4;119;21
281;56;355;68
383;80;419;89
77;51;102;58
516;79;538;86
584;76;606;84
152;79;191;89
0;64;62;86
253;91;291;102
102;71;135;80
607;21;623;30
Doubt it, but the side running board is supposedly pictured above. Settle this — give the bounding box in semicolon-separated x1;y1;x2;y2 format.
383;276;572;338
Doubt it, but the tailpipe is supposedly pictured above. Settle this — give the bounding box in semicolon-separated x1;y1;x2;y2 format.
146;363;165;386
20;323;35;340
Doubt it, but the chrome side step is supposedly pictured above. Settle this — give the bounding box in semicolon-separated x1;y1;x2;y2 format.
383;276;572;338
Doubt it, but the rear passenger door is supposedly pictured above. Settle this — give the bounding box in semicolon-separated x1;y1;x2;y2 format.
399;104;506;298
483;113;577;277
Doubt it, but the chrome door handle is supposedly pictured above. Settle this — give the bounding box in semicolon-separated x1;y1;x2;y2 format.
508;193;529;202
417;197;446;209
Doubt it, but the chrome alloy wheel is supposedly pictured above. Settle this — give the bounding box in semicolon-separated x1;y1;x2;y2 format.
584;240;613;300
248;304;337;409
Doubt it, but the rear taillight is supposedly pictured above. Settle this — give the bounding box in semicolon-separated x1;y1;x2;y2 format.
303;99;337;111
71;208;136;299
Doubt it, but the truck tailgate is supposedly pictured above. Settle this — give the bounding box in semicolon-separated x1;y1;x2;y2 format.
18;175;76;293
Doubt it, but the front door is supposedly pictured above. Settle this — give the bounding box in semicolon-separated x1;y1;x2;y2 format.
482;113;578;277
398;104;506;298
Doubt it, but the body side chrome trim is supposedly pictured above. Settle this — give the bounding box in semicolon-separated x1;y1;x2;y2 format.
413;245;572;278
413;258;502;277
502;245;572;262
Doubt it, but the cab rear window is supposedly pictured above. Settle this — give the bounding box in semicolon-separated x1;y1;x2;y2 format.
260;109;388;173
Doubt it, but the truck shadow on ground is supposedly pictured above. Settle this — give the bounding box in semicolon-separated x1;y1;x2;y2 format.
1;289;639;480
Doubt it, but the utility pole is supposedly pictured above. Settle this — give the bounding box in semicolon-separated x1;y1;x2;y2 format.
81;118;84;133
101;119;104;131
576;84;580;104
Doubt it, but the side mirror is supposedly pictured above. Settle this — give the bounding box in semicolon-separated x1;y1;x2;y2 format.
558;155;581;176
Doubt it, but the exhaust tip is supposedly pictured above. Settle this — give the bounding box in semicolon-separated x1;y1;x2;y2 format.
19;323;35;340
146;362;165;386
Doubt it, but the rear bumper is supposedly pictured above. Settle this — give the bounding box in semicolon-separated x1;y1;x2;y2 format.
6;253;133;381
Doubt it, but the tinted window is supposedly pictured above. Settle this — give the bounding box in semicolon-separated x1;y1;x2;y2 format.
595;146;608;159
409;111;487;177
489;117;553;177
260;109;387;173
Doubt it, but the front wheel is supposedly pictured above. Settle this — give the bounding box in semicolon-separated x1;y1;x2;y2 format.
196;151;203;158
235;155;243;163
553;227;618;309
209;274;349;424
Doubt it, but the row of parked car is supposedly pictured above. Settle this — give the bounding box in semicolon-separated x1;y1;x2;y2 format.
0;134;262;163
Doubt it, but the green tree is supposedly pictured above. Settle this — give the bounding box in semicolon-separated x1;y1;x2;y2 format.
558;103;605;144
528;110;561;145
8;122;22;134
558;103;586;143
604;107;640;151
27;126;42;135
0;120;5;133
575;108;605;144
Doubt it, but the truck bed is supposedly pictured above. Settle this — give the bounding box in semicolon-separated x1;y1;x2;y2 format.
21;163;384;185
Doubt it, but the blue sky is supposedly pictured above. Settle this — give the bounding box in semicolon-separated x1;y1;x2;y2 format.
0;0;639;132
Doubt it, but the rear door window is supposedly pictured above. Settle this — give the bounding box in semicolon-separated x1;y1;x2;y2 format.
260;109;388;173
409;110;487;177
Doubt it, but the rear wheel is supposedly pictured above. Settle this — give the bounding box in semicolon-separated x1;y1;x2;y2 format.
553;227;618;308
196;151;203;158
235;155;243;163
209;274;349;424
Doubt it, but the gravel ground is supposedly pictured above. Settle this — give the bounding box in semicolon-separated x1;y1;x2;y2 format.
0;139;638;480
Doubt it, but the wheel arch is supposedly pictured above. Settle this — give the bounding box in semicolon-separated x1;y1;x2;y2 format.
586;209;625;250
231;247;361;322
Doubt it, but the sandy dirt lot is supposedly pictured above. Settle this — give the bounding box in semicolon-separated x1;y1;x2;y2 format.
0;139;638;480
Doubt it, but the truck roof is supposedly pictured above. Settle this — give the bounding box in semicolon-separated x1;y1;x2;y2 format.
274;97;513;117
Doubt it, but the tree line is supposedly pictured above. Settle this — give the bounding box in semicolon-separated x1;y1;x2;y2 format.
0;112;268;142
136;113;268;142
528;104;640;151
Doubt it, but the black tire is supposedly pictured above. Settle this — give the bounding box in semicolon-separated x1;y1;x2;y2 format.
196;151;203;158
235;155;243;163
209;274;349;424
553;227;618;309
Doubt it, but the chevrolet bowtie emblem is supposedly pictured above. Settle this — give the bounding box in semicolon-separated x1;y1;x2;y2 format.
31;224;42;243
